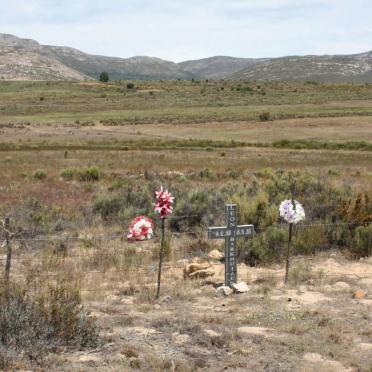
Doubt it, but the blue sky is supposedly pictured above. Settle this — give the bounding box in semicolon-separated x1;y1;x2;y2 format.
1;0;371;61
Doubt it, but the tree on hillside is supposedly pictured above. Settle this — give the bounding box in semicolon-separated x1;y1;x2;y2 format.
99;71;109;82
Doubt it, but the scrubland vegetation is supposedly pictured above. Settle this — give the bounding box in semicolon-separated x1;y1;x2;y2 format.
0;80;371;370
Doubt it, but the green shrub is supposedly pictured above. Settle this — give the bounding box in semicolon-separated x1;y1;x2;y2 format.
99;71;109;82
92;194;125;221
0;281;100;363
199;168;214;179
77;166;102;182
230;191;277;229
127;83;135;89
61;166;102;182
293;225;327;255
353;225;372;257
20;197;67;234
238;226;285;266
170;188;225;231
60;167;76;180
183;237;214;257
92;187;153;222
33;169;47;180
259;112;271;121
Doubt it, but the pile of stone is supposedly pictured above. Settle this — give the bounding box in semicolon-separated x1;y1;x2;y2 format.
216;282;250;296
183;262;215;279
207;249;224;261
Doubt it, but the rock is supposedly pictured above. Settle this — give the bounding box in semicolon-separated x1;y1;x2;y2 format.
184;262;215;279
126;326;158;335
78;233;94;241
334;282;351;291
78;355;101;364
204;279;224;288
208;249;223;261
176;259;189;266
299;285;306;293
302;353;353;371
188;269;215;279
172;332;191;345
184;262;211;276
216;286;233;296
231;282;250;293
106;294;120;303
353;290;367;299
360;278;372;286
159;295;172;304
237;326;273;337
120;297;134;305
358;343;372;351
154;304;161;310
88;311;104;318
204;329;221;337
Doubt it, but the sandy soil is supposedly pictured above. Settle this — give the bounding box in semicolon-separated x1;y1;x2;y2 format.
1;116;372;144
49;252;372;371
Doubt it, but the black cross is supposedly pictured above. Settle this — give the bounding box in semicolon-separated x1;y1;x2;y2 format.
208;204;254;287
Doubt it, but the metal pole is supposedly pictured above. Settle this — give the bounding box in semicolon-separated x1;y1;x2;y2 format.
156;218;165;299
4;217;12;283
284;179;296;284
284;223;293;284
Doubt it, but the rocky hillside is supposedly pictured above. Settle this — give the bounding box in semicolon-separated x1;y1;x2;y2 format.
0;34;88;80
46;46;192;80
231;53;372;82
1;33;372;82
179;56;264;79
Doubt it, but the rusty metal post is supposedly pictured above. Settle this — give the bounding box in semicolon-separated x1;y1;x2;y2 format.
284;179;296;284
3;217;12;283
156;218;165;299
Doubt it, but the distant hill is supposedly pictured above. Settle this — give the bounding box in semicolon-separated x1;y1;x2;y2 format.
231;53;372;82
46;46;192;80
179;56;265;79
1;33;372;82
0;34;88;80
0;34;191;80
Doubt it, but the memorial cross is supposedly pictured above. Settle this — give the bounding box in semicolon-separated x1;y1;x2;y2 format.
208;204;254;287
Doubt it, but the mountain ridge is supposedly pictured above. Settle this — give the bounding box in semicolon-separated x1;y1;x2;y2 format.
0;33;371;82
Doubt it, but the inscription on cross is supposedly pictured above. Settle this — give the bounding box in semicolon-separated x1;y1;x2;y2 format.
208;204;254;287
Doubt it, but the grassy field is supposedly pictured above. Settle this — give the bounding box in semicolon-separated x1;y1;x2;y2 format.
1;80;372;123
0;80;371;371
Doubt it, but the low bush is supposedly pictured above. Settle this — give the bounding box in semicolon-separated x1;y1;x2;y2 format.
288;262;312;285
33;169;47;180
170;188;225;231
239;226;287;266
272;139;372;151
230;191;278;229
259;112;271;121
77;166;102;182
0;281;100;364
92;187;153;222
353;224;372;257
293;224;327;255
61;166;103;182
60;167;76;180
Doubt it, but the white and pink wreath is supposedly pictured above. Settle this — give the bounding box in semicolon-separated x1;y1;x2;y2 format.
127;216;154;241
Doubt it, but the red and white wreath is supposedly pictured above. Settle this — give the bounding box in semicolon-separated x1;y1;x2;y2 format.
127;216;154;241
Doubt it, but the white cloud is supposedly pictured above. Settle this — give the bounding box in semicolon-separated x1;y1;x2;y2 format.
0;0;371;61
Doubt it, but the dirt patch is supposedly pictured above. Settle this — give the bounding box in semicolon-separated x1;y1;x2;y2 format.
301;353;353;372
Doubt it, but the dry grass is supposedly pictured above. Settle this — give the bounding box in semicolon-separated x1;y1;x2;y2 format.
0;79;372;370
5;243;371;371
